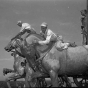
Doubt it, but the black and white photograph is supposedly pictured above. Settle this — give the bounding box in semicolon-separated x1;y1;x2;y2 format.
0;0;87;87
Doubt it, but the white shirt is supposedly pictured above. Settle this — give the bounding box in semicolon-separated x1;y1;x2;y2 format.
20;23;32;32
39;29;57;45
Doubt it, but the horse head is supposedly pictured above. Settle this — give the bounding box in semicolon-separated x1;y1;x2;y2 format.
5;39;16;52
4;38;22;53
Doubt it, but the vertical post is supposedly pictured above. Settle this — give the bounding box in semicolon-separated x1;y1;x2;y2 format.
87;0;88;44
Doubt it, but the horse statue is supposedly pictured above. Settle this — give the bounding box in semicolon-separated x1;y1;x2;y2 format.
4;39;49;87
4;33;76;87
3;50;27;88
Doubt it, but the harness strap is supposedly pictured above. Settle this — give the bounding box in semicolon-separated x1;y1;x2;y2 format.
36;53;47;62
36;43;55;73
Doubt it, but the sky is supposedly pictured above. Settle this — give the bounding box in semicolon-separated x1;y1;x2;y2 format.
0;0;86;80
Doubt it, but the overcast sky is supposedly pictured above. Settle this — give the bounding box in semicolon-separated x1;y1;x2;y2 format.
0;0;86;80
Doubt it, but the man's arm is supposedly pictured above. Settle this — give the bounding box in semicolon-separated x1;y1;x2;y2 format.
38;35;51;45
38;29;52;45
11;28;36;40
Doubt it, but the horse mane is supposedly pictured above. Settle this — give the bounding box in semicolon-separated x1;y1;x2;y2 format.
26;32;45;41
25;32;54;55
25;32;45;46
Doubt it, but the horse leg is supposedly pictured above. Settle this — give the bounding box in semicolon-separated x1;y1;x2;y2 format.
62;75;72;87
25;75;30;88
40;78;47;87
49;70;59;87
25;73;39;87
36;78;47;87
25;70;41;87
5;73;22;88
24;69;32;88
13;73;24;88
14;79;19;88
6;74;15;88
6;79;11;88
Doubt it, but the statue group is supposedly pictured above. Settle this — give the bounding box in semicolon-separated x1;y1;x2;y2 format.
3;29;88;87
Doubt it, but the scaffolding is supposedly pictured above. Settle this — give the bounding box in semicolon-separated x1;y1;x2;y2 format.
81;9;87;45
81;0;88;45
